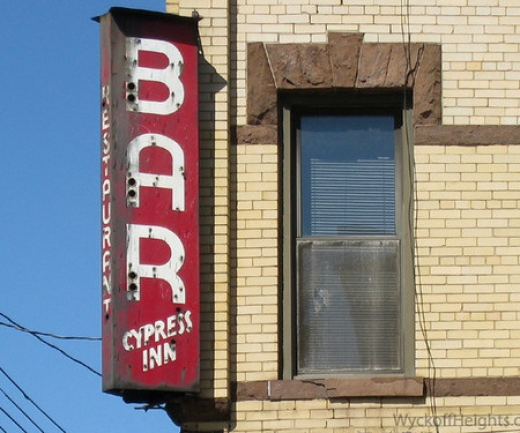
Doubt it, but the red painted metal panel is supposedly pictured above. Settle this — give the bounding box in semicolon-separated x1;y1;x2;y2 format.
98;8;200;398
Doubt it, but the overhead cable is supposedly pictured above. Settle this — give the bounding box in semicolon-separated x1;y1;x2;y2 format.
0;366;68;433
398;0;439;431
0;312;101;377
0;385;47;433
0;405;29;433
0;320;100;341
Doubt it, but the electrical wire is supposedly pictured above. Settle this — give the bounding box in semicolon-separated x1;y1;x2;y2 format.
0;386;47;433
0;312;101;377
0;311;99;432
0;366;68;433
0;314;99;432
0;423;7;433
0;405;29;433
399;1;439;432
0;321;100;341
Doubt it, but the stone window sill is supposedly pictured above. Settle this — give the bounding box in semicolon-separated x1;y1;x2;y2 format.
235;377;424;401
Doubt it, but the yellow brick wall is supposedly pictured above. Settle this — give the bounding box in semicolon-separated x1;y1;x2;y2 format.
224;144;520;431
232;0;520;126
232;397;520;433
232;145;279;382
415;144;520;378
168;0;520;431
228;145;520;380
167;0;231;400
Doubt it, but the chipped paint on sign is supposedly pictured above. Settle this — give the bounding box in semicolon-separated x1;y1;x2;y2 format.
125;38;185;115
98;7;200;398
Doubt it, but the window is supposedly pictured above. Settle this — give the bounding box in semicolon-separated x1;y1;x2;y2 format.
282;94;414;378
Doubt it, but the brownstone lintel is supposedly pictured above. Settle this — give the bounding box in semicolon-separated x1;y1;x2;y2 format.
415;125;520;146
245;34;442;133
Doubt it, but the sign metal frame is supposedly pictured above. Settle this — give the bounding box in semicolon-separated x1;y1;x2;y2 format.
98;8;200;399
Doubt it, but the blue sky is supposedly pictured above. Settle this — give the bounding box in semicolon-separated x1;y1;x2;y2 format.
0;2;181;432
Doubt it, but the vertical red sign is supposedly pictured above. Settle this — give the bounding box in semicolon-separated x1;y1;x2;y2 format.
98;8;200;397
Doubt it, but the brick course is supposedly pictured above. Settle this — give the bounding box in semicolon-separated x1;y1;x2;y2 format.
166;0;520;431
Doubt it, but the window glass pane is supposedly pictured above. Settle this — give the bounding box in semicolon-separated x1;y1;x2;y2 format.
300;115;396;237
297;240;401;374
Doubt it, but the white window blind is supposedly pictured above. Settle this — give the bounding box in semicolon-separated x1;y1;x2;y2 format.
308;157;395;236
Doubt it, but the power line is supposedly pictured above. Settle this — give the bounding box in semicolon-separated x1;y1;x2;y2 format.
0;405;29;433
0;320;100;341
0;385;47;433
0;312;101;377
0;312;101;431
0;366;68;433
